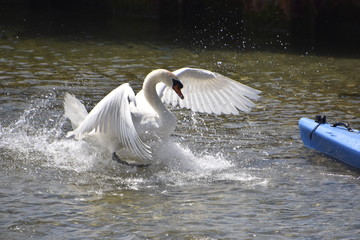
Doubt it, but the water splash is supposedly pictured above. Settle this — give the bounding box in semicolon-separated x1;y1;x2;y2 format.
0;96;266;190
0;96;102;172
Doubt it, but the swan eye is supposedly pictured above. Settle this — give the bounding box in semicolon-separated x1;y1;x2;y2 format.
172;79;183;89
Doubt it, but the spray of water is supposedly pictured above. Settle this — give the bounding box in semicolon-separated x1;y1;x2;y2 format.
0;95;265;189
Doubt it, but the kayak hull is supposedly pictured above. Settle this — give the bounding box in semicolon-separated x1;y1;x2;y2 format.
299;118;360;169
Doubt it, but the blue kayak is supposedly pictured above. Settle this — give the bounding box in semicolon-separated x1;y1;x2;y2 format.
299;117;360;169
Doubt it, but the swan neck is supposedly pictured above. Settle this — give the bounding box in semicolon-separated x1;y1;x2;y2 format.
143;75;170;117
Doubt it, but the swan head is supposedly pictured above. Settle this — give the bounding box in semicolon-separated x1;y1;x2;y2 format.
172;79;184;100
148;69;184;100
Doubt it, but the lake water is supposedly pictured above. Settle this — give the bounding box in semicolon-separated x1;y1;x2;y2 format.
1;35;360;239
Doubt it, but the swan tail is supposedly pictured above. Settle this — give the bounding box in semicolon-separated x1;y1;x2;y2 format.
63;93;88;130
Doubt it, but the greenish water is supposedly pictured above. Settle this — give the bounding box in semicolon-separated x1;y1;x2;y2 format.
1;36;360;239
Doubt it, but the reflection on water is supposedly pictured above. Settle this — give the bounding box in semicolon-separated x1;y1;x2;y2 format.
1;35;360;239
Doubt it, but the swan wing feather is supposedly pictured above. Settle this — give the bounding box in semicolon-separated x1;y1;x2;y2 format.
68;83;151;159
160;67;261;115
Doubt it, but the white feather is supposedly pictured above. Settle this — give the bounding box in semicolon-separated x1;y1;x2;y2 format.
63;93;88;129
160;67;261;115
66;83;151;159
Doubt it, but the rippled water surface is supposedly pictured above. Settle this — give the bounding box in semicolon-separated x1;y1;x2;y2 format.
1;36;360;239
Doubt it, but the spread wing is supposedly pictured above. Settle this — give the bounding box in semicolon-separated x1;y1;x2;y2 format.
160;67;261;115
67;83;151;159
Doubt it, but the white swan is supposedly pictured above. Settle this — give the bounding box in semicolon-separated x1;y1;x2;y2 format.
64;68;261;165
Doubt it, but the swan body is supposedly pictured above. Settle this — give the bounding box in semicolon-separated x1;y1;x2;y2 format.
64;68;261;161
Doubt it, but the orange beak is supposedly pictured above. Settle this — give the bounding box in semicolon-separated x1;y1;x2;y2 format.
172;85;184;100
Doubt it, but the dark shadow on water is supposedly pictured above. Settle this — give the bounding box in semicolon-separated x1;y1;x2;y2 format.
0;0;359;58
